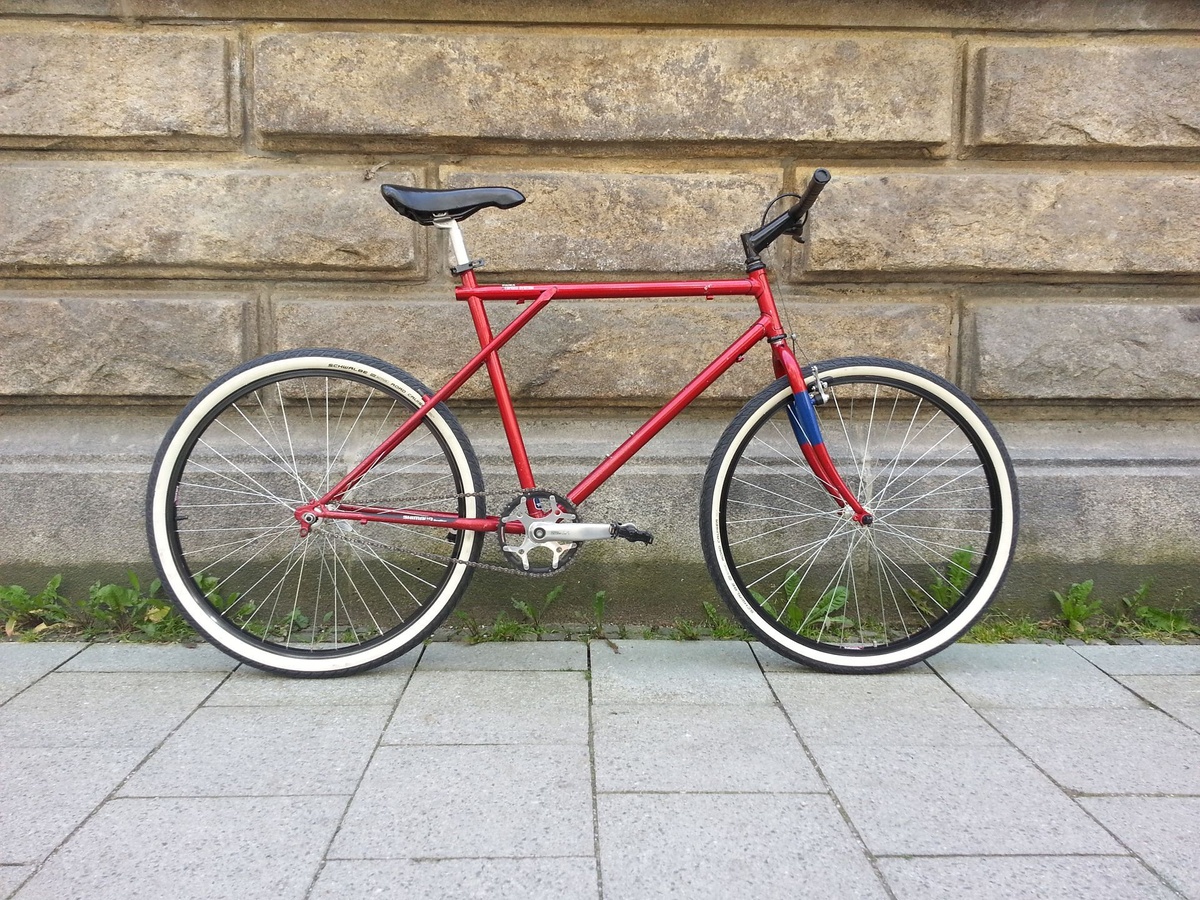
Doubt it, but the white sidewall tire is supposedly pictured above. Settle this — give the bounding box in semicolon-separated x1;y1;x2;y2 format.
704;359;1017;671
147;352;481;676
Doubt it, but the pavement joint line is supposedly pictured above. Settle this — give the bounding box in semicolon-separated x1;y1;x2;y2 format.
0;642;90;712
927;654;1190;898
749;642;899;900
301;642;428;900
6;664;241;897
1066;645;1200;735
585;640;607;900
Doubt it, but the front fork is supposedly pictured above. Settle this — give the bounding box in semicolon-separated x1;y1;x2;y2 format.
771;342;874;525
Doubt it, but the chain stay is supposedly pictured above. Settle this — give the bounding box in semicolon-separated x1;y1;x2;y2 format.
380;488;581;578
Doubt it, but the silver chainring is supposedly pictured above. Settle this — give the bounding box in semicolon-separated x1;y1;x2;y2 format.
497;489;582;575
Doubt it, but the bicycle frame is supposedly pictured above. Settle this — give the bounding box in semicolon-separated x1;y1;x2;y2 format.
295;263;871;536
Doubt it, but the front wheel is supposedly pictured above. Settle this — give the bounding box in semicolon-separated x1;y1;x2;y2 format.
146;349;485;677
701;357;1018;673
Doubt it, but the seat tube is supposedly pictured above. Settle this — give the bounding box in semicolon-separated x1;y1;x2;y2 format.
460;271;537;490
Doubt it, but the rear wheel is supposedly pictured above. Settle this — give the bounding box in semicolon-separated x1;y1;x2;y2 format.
146;349;484;677
701;357;1018;672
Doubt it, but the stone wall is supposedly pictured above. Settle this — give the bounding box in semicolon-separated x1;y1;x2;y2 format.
2;1;1198;617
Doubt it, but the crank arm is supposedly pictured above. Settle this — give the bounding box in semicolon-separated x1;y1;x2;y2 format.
523;521;654;545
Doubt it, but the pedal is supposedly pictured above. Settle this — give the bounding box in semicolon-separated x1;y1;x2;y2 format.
611;523;654;545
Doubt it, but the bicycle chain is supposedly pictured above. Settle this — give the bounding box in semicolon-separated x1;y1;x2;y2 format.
390;488;581;579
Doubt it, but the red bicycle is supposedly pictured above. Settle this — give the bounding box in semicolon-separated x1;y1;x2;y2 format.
146;169;1018;677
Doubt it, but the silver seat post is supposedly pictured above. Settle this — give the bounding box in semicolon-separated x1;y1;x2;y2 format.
433;216;471;271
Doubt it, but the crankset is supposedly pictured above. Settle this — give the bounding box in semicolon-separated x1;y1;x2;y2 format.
497;488;655;576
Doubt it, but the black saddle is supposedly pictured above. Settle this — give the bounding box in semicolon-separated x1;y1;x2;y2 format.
381;185;525;225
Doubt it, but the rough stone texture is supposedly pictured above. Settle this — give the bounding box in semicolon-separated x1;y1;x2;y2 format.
805;173;1200;276
0;164;419;275
254;32;953;152
442;168;779;273
0;293;250;396
111;0;1200;30
273;296;952;401
0;31;236;147
963;301;1200;400
1;3;1199;586
969;43;1200;153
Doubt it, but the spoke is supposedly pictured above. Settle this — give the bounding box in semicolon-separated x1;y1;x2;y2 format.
190;442;300;509
342;538;409;625
223;402;317;500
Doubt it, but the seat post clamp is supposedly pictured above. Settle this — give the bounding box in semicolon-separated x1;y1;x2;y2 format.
450;259;485;276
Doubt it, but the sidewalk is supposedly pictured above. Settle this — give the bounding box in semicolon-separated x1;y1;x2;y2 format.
1;639;1198;900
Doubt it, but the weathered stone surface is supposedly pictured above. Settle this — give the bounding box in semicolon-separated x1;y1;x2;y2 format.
0;165;418;275
968;43;1200;153
0;31;237;146
440;169;778;273
254;32;953;151
0;293;250;397
805;173;1200;275
963;302;1200;400
118;0;1200;30
0;0;115;14
272;295;951;401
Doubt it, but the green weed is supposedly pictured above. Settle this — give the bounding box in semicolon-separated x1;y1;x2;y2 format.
512;584;564;632
1055;580;1103;634
1121;580;1199;636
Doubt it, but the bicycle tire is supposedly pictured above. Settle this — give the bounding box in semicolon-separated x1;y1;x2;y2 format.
146;349;484;677
701;356;1018;673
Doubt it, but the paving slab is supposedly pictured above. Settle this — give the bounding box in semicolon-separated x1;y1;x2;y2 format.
1115;674;1200;732
0;867;32;899
589;639;774;705
928;643;1147;708
329;744;594;859
768;668;1006;749
814;744;1123;855
12;795;347;900
592;702;823;793
309;858;599;900
57;642;237;673
418;641;587;670
0;671;224;749
0;643;85;703
206;658;414;706
383;669;589;745
0;745;146;864
1073;644;1200;676
119;704;392;797
981;707;1200;794
878;855;1177;900
4;640;1198;899
597;792;888;900
1079;797;1200;899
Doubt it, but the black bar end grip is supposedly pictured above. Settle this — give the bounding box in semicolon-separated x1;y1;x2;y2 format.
742;167;832;258
795;168;831;216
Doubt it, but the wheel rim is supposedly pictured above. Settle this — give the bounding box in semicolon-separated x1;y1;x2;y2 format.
159;365;476;663
715;367;1012;663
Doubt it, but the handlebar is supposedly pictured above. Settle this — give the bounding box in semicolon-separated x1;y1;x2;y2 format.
741;168;831;265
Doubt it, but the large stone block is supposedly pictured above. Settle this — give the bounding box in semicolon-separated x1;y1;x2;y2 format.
0;30;237;147
804;173;1200;276
119;0;1200;30
0;293;251;397
253;32;953;152
0;164;419;276
440;168;779;273
272;295;951;402
968;43;1200;154
963;301;1200;400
